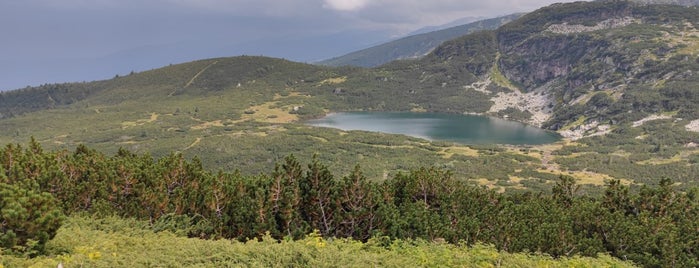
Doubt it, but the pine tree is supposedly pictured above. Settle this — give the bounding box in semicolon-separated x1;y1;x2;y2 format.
299;155;336;236
336;165;378;240
267;155;306;239
0;183;64;255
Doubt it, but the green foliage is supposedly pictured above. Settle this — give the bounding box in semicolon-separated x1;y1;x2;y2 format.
1;142;698;266
1;216;635;268
2;2;699;266
0;3;697;198
496;107;533;121
552;119;699;188
0;183;64;256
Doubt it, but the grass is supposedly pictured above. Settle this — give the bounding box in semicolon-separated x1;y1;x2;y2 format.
535;167;621;186
120;112;159;129
240;101;300;123
561;116;588;131
439;146;480;158
490;53;519;91
319;76;347;85
0;216;637;268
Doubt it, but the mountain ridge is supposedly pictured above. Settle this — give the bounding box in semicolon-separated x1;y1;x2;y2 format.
317;14;523;67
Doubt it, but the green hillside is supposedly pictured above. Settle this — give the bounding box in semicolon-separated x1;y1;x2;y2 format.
3;1;699;266
317;14;522;67
1;1;699;190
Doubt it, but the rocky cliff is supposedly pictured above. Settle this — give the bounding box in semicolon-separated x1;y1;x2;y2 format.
453;1;699;139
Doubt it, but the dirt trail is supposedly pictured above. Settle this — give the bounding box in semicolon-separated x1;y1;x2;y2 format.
184;138;202;151
184;61;219;88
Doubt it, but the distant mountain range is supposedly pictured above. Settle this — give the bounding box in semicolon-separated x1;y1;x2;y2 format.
316;14;523;68
405;16;485;36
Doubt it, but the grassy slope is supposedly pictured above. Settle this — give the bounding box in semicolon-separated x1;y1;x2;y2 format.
1;55;581;193
1;1;699;191
0;216;636;268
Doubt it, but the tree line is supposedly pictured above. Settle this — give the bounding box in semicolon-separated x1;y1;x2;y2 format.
1;139;697;267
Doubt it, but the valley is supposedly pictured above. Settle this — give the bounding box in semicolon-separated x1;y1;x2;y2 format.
2;1;699;267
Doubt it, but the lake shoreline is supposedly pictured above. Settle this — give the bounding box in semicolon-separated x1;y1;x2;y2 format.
306;111;561;146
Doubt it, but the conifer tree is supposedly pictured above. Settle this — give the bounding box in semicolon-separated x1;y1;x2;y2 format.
0;182;63;255
299;155;336;236
336;165;378;240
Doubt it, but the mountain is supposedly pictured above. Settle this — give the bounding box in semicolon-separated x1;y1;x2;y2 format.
4;2;699;266
316;14;523;67
405;16;485;36
631;0;699;5
0;27;393;92
0;0;698;189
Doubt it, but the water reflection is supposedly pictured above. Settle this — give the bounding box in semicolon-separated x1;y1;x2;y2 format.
307;112;560;145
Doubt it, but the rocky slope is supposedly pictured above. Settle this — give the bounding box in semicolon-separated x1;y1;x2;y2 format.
472;1;699;138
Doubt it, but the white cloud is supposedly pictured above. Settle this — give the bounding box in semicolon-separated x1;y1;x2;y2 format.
322;0;370;11
17;0;580;29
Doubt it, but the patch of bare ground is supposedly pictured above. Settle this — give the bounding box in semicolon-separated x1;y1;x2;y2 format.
475;178;507;193
487;83;555;127
183;137;202;151
521;141;630;186
633;114;672;127
121;113;159;129
559;121;612;140
438;146;480;159
686;119;699;132
191;120;224;130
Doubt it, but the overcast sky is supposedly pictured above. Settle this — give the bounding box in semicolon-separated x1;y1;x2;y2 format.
0;0;580;91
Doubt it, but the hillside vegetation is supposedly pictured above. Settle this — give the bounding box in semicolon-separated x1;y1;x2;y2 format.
4;142;697;267
1;1;698;190
2;216;634;268
2;1;699;266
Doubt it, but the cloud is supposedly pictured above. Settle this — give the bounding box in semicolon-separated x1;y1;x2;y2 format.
322;0;370;11
13;0;579;31
341;0;579;32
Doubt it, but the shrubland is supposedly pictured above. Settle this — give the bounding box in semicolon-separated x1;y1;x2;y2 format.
2;1;699;266
2;216;634;268
1;142;697;267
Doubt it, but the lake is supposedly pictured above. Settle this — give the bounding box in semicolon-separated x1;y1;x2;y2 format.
307;112;561;145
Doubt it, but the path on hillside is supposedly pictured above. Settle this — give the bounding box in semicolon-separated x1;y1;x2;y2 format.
183;137;202;151
184;60;218;88
169;60;219;96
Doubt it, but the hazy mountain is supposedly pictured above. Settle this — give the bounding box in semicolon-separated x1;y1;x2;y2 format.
316;14;523;67
405;16;485;35
0;28;392;92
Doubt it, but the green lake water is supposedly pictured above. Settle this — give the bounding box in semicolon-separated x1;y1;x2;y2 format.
307;112;561;145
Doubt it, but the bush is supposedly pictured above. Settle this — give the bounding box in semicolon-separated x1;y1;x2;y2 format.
0;183;64;256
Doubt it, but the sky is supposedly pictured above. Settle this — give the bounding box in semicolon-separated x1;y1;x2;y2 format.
0;0;579;91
